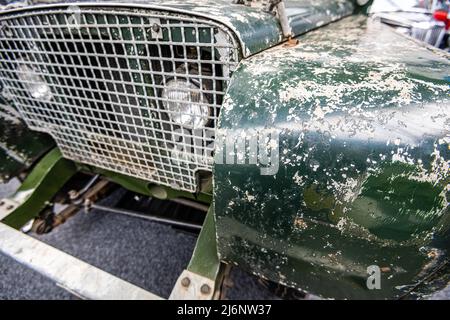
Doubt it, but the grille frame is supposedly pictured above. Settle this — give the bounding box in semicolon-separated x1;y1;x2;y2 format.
0;5;241;192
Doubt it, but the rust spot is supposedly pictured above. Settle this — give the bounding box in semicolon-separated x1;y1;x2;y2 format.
327;253;341;264
284;37;299;48
427;249;438;259
294;217;308;229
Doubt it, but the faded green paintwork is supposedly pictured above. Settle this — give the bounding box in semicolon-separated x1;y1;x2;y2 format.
2;148;77;229
187;204;221;281
215;16;450;299
26;0;358;56
2;0;447;299
0;110;55;183
285;0;354;36
26;0;279;56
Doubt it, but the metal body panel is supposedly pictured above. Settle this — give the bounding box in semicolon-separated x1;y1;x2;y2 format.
285;0;354;37
2;148;77;228
0;111;54;183
3;0;282;57
215;15;450;299
170;206;222;300
0;221;162;300
5;0;358;57
187;204;220;281
0;0;448;300
0;1;357;193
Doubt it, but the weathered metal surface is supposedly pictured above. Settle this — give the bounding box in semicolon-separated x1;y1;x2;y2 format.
2;148;77;229
285;0;354;37
187;204;220;281
0;221;162;300
10;0;357;57
0;102;55;183
3;0;280;57
79;165;212;204
170;204;222;299
0;1;355;195
215;15;450;299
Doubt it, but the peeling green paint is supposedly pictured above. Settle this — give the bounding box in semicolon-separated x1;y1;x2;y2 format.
215;15;450;299
0;106;55;183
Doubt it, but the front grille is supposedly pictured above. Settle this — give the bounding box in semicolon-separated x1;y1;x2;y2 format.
0;7;240;192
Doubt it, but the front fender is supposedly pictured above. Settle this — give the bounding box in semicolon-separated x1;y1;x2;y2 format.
214;15;450;299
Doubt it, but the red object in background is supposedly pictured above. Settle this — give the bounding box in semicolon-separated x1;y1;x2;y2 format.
434;10;450;29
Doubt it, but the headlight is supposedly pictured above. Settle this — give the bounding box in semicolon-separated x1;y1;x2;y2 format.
162;79;209;129
17;62;53;101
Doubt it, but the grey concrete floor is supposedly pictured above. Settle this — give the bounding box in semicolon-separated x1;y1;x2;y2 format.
0;187;277;300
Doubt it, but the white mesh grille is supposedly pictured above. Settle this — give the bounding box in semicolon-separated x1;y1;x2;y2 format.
0;7;240;192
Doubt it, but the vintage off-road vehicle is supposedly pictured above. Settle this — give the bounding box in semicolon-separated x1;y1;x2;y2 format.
0;0;448;300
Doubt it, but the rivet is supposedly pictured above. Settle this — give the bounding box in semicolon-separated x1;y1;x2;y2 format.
6;205;14;210
200;284;211;295
181;277;190;287
152;23;161;33
0;201;4;207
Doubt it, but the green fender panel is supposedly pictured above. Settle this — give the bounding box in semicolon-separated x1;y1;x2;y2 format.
0;100;55;184
214;16;450;299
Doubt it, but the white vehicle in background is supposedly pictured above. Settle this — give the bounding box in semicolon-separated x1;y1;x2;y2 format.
370;0;450;49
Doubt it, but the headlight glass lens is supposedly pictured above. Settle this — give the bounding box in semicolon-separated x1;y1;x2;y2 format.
162;79;209;129
17;62;53;101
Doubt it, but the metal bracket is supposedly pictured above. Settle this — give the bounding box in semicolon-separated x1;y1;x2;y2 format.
250;0;294;40
1;148;78;229
169;270;216;300
169;204;226;300
148;18;163;40
271;0;293;39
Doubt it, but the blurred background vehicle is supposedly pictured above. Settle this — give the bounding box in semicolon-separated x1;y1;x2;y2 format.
370;0;450;49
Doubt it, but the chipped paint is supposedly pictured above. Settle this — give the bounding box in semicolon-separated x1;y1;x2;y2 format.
0;106;55;183
12;0;283;57
215;14;450;299
13;0;356;57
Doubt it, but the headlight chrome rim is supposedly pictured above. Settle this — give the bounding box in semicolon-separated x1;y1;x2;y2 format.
16;60;53;102
161;79;210;129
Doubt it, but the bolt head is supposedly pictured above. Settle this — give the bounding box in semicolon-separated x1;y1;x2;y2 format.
181;277;190;287
152;23;161;33
200;284;211;295
6;205;14;210
68;190;78;200
0;201;4;207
